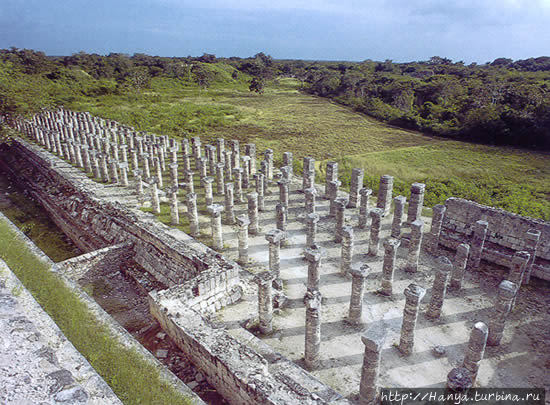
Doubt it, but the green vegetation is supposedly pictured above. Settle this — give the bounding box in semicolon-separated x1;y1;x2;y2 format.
0;218;192;405
1;48;549;219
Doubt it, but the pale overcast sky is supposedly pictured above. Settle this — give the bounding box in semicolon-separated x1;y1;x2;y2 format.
1;0;549;62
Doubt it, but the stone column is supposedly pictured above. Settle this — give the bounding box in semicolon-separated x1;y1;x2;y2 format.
325;161;338;199
184;170;194;194
236;214;250;266
348;263;370;325
110;159;120;184
206;145;217;175
391;196;406;238
305;213;319;249
450;243;470;290
304;290;322;370
214;163;225;196
260;160;269;195
305;245;323;293
198;157;208;179
230;140;240;170
154;157;163;187
150;179;161;214
264;149;274;180
241;156;251;189
398;284;426;356
328;180;341;216
304;187;317;214
282;152;293;177
508;250;530;309
202;176;214;208
133;169;143;200
276;203;287;238
266;229;285;280
341;226;354;276
247;192;259;235
119;163;129;186
376;175;394;216
169;146;178;165
446;368;473;393
207;204;224;250
334;197;348;243
380;238;401;296
523;229;541;284
462;322;488;385
426;256;453;319
100;153;110;182
191;136;201;162
427;204;446;254
142;153;151;179
348;168;364;208
186;193;199;237
467;220;488;271
406;182;426;224
368;208;383;256
278;179;290;210
169;162;179;188
168;186;179;225
487;280;517;346
358;188;372;229
182;153;191;173
244;143;256;175
224;150;233;181
223;183;236;224
254;271;275;334
302;157;315;191
233;168;244;203
216;138;225;163
255;173;265;211
405;219;424;272
359;325;387;405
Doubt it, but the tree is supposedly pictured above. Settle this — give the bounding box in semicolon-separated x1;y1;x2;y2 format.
249;77;264;93
192;64;214;89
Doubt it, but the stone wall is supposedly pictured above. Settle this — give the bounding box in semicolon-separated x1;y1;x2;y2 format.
440;197;550;280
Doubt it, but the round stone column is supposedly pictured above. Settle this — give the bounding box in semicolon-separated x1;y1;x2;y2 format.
266;229;285;280
254;271;275;335
368;208;383;256
391;195;406;238
462;322;488;385
450;243;470;290
236;214;251;266
398;283;426;356
359;325;387;405
348;263;370;325
426;256;453;319
487;280;517;346
304;290;322;370
376;175;394;216
380;238;401;296
247;192;260;235
405;219;424;272
207;204;225;250
186;192;199;237
223;182;236;224
358;188;372;229
340;226;354;276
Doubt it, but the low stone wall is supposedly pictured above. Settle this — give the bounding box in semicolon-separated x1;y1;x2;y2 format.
149;291;349;405
440;197;550;280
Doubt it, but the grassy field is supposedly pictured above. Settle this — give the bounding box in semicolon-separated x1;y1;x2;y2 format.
67;77;550;220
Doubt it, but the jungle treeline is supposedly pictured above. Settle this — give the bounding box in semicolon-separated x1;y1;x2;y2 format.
1;48;549;150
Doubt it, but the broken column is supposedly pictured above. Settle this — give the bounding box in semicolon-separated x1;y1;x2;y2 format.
150;178;161;214
223;183;236;224
305;213;320;249
184;170;194;194
406;183;426;224
348;168;364;208
380;238;401;296
523;229;541;284
359;325;387;405
368;208;383;256
508;250;530;309
202;176;214;208
324;161;338;199
266;229;285;280
405;219;424;273
282;152;293;177
304;290;322;370
376;175;394;216
169;162;179;188
391;196;406;238
426;256;453;319
450;243;470;290
215;163;225;196
186;193;199;237
305;245;323;293
328;180;341;216
233;168;244;203
254;271;275;335
446;367;473;393
207;204;224;251
348;263;370;325
427;204;446;254
302;157;315;191
236;214;250;266
487;280;518;346
398;284;426;356
334;197;348;243
358;188;372;229
276;203;287;238
247;192;259;235
244;143;256;175
255;173;265;211
340;226;354;276
264;149;274;180
278;179;290;210
462;322;488;385
467;220;488;271
304;187;317;214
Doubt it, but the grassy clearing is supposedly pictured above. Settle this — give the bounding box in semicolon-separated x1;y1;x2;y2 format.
65;76;550;220
0;218;192;405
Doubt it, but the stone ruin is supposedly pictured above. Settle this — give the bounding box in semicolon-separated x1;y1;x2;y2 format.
2;108;549;404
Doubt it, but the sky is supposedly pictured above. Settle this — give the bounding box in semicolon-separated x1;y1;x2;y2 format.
1;0;549;63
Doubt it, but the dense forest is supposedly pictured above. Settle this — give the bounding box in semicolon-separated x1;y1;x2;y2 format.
1;48;549;150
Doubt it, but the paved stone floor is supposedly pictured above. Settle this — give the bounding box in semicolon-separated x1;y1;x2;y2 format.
0;259;121;405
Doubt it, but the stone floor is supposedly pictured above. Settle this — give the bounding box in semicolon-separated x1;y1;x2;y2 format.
0;259;122;405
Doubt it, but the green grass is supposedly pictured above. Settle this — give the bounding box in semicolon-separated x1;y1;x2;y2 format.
0;218;192;405
64;76;550;220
